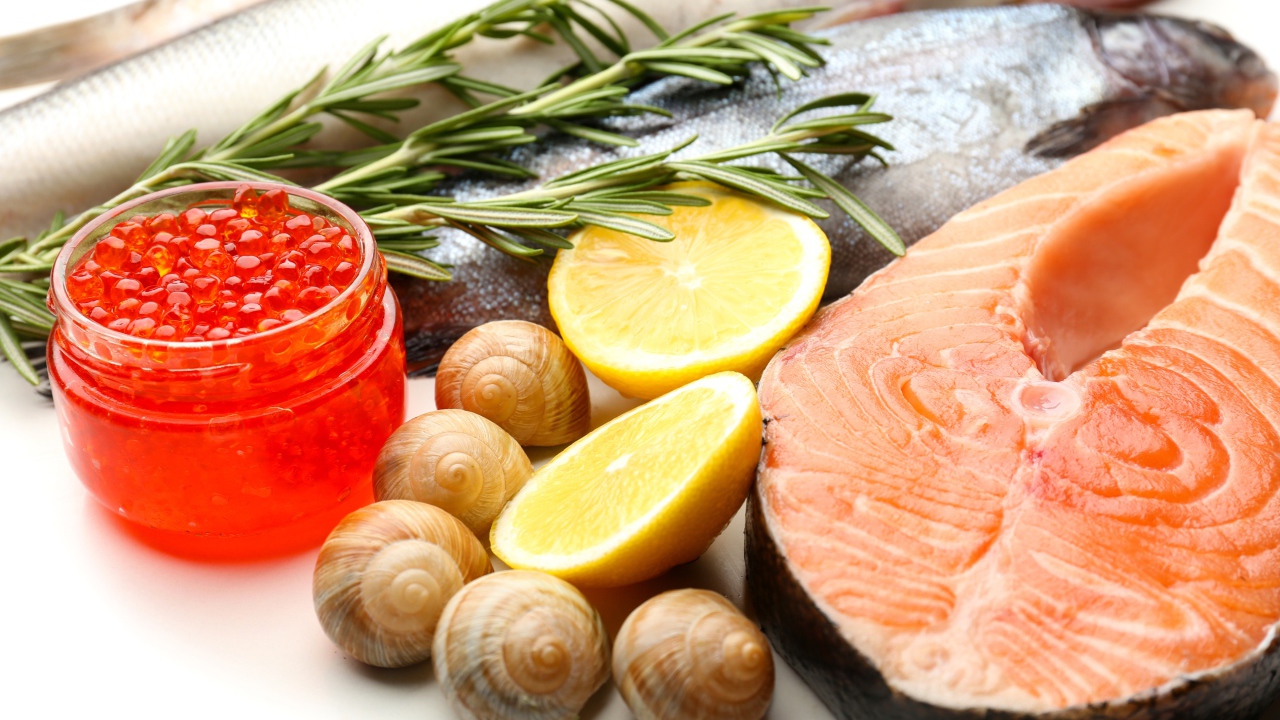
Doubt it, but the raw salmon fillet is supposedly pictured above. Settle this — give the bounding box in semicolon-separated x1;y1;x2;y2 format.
750;110;1280;717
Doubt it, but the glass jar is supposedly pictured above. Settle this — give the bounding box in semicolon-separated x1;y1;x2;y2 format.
48;182;406;557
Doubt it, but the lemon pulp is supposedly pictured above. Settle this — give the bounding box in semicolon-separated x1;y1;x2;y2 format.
491;371;763;587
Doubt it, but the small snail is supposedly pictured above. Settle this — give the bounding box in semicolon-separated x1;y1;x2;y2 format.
373;410;533;536
433;571;610;720
613;589;775;720
436;320;591;446
313;500;491;668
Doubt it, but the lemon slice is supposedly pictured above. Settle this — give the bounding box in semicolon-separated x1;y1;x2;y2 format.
490;371;762;587
548;183;830;399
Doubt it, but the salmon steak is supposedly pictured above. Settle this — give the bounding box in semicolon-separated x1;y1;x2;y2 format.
747;109;1280;718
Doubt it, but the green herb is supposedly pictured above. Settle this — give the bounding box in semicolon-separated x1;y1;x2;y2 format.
10;0;573;269
312;6;835;204
368;95;902;261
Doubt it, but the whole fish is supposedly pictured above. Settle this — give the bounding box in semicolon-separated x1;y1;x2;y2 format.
392;5;1278;370
0;0;1153;244
0;0;267;90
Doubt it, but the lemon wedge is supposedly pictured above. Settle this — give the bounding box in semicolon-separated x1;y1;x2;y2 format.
490;371;762;587
548;183;830;399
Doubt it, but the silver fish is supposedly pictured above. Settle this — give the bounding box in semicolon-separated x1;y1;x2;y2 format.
0;0;267;90
0;0;872;244
393;5;1277;370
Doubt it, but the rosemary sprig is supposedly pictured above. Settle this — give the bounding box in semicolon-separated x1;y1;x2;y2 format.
8;0;573;271
0;3;902;388
368;93;903;260
311;6;832;205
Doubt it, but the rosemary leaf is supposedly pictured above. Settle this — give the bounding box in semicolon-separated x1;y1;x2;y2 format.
727;32;805;80
410;204;580;228
449;222;545;257
430;157;538;178
380;250;453;281
782;154;905;255
557;4;629;57
0;286;54;327
657;12;733;47
614;191;712;207
779;112;894;133
327;36;388;90
544;147;681;188
135;130;199;182
0;316;38;386
572;209;676;240
330;111;401;144
176;161;298;185
321;63;462;105
515;227;576;249
667;161;830;218
638;61;734;85
0;279;46;297
771;93;875;131
545;120;639;147
377;236;441;253
568;199;674;215
600;0;669;41
0;237;26;264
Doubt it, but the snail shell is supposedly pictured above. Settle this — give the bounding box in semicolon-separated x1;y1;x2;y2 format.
373;410;534;536
433;570;610;720
313;500;491;668
436;320;591;446
613;589;775;720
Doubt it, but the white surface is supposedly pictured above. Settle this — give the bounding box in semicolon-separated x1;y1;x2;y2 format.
2;1;1278;718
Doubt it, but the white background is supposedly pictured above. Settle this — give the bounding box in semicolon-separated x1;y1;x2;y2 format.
0;1;1275;718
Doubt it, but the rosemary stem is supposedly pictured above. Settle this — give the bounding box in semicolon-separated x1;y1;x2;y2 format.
313;144;424;194
19;0;558;262
514;14;762;118
512;63;633;116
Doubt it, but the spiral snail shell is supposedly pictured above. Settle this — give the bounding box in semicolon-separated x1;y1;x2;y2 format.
313;500;491;668
433;570;610;720
373;410;534;536
613;589;775;720
435;321;591;447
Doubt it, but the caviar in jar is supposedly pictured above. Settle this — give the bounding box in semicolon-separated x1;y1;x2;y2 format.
48;183;406;556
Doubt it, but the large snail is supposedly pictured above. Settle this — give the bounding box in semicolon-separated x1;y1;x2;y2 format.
373;410;533;536
433;570;610;720
313;500;491;668
613;589;775;720
436;321;591;446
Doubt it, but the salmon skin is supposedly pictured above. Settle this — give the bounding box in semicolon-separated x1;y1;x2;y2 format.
749;109;1280;718
395;5;1276;371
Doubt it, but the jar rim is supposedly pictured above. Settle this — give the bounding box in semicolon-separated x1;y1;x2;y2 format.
51;181;377;350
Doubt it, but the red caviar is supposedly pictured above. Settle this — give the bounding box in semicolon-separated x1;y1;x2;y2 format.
66;186;361;341
48;183;406;557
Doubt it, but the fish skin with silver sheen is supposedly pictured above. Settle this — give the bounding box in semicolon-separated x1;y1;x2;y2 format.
394;5;1277;370
0;0;268;90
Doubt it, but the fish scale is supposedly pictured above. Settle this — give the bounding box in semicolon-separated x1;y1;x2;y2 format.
394;5;1277;370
